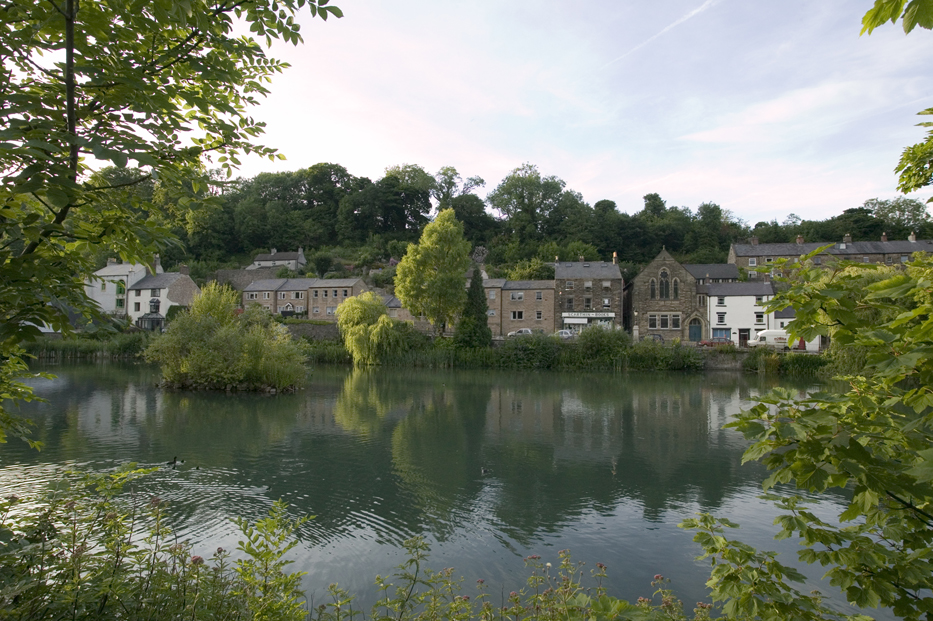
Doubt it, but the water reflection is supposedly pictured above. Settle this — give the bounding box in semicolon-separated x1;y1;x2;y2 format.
2;363;838;608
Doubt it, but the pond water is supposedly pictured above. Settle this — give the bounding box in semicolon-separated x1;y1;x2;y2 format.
1;363;857;612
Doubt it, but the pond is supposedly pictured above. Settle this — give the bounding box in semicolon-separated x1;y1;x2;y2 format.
1;363;854;612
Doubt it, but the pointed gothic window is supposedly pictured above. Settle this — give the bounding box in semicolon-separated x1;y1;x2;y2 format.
659;270;670;299
673;278;679;300
649;279;656;300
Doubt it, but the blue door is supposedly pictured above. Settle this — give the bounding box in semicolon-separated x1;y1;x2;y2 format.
688;319;702;341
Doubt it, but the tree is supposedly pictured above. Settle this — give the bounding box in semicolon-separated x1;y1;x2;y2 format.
506;258;555;280
454;265;492;348
864;196;931;232
336;291;426;365
486;164;566;243
0;0;341;440
686;252;933;620
433;166;485;209
395;209;471;335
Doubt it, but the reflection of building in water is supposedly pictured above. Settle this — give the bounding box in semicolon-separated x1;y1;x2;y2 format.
76;381;164;444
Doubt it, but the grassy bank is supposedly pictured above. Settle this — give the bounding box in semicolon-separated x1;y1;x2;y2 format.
741;347;829;378
23;332;153;359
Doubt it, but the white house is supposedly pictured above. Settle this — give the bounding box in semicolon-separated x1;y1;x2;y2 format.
246;248;306;271
125;267;201;324
85;257;159;319
703;282;775;347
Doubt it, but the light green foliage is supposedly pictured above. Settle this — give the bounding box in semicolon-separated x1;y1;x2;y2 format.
145;283;305;390
0;468;309;620
395;209;471;335
0;0;340;441
336;291;426;365
689;253;933;620
454;266;492;348
506;257;556;280
864;197;931;230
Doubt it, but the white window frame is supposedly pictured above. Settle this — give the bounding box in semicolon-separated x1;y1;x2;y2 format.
602;298;611;308
510;292;523;301
263;292;270;300
755;313;764;324
247;292;258;300
717;312;726;325
489;290;496;300
511;310;523;320
535;291;542;300
565;281;574;290
748;258;757;267
535;310;542;320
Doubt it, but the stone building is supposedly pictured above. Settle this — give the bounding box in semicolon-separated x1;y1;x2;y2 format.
126;266;200;323
246;248;307;271
728;233;933;281
241;277;367;319
554;259;624;331
630;249;707;342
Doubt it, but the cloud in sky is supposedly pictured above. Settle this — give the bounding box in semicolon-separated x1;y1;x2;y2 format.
233;0;933;224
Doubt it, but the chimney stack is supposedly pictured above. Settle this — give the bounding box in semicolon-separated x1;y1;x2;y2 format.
107;257;117;266
843;233;852;244
579;255;585;262
153;254;162;274
271;248;277;255
796;235;804;245
750;236;759;246
179;264;189;276
613;251;618;265
881;232;888;242
909;231;917;242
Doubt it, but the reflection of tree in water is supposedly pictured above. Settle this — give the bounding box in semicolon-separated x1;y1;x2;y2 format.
332;369;415;437
390;378;491;540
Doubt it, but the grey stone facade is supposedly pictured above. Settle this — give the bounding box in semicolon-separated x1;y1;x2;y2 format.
554;260;624;330
631;249;707;342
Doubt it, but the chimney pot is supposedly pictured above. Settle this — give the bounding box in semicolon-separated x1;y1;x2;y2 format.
796;235;804;244
613;251;618;265
750;236;759;246
107;257;117;265
271;248;277;255
881;232;888;242
153;254;162;274
579;255;584;262
909;231;917;242
843;233;852;244
179;264;189;276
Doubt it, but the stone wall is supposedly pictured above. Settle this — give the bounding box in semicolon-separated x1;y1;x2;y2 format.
286;323;340;341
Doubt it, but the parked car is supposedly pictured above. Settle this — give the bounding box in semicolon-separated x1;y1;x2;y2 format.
507;328;535;337
552;329;575;340
698;337;733;347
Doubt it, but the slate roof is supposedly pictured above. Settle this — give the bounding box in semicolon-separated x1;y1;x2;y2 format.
315;278;363;287
127;273;185;290
242;279;288;292
774;307;796;319
502;280;555;290
732;239;933;257
482;279;508;288
382;294;402;308
704;282;775;297
554;261;623;280
279;278;318;291
683;264;739;280
94;262;149;277
253;251;304;262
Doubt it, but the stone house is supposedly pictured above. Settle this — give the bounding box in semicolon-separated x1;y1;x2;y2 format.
728;233;933;281
275;278;317;316
554;259;624;331
500;280;557;335
246;248;307;271
308;278;368;321
242;279;287;313
126;267;200;324
242;277;368;319
630;249;706;342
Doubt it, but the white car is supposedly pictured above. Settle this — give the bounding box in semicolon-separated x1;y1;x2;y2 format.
552;329;575;340
507;328;534;337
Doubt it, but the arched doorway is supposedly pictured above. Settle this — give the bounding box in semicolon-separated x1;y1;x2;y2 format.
688;318;702;342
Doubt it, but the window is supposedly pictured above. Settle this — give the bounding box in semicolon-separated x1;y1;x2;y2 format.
659;270;670;299
717;296;725;306
673;278;679;300
536;310;542;320
886;256;893;264
489;290;496;299
755;296;763;305
649;279;656;299
323;290;328;297
583;297;592;309
602;281;611;290
313;307;320;314
116;298;124;308
247;293;258;300
672;315;680;329
389;309;399;318
648;315;657;329
584;281;592;291
749;271;758;279
326;307;336;316
511;311;523;320
814;257;822;265
510;292;524;301
116;282;125;295
535;291;542;300
333;290;338;297
101;282;106;291
660;314;669;329
649;314;680;329
343;289;349;297
755;313;764;324
134;302;140;312
294;291;304;299
603;298;611;308
566;298;574;310
566;281;574;290
748;258;757;267
279;292;287;299
698;294;706;307
862;256;870;263
151;288;160;297
765;258;773;264
296;306;304;313
779;321;786;328
717;313;726;325
135;290;141;297
901;255;909;263
487;310;496;316
263;292;270;299
313;290;319;298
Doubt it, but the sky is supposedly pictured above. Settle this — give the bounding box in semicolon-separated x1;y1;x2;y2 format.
232;0;933;226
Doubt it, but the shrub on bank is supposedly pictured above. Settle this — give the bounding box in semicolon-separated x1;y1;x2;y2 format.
23;332;153;359
742;347;828;377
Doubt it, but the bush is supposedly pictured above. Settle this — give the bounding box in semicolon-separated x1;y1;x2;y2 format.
497;334;562;370
625;340;704;371
145;283;306;391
